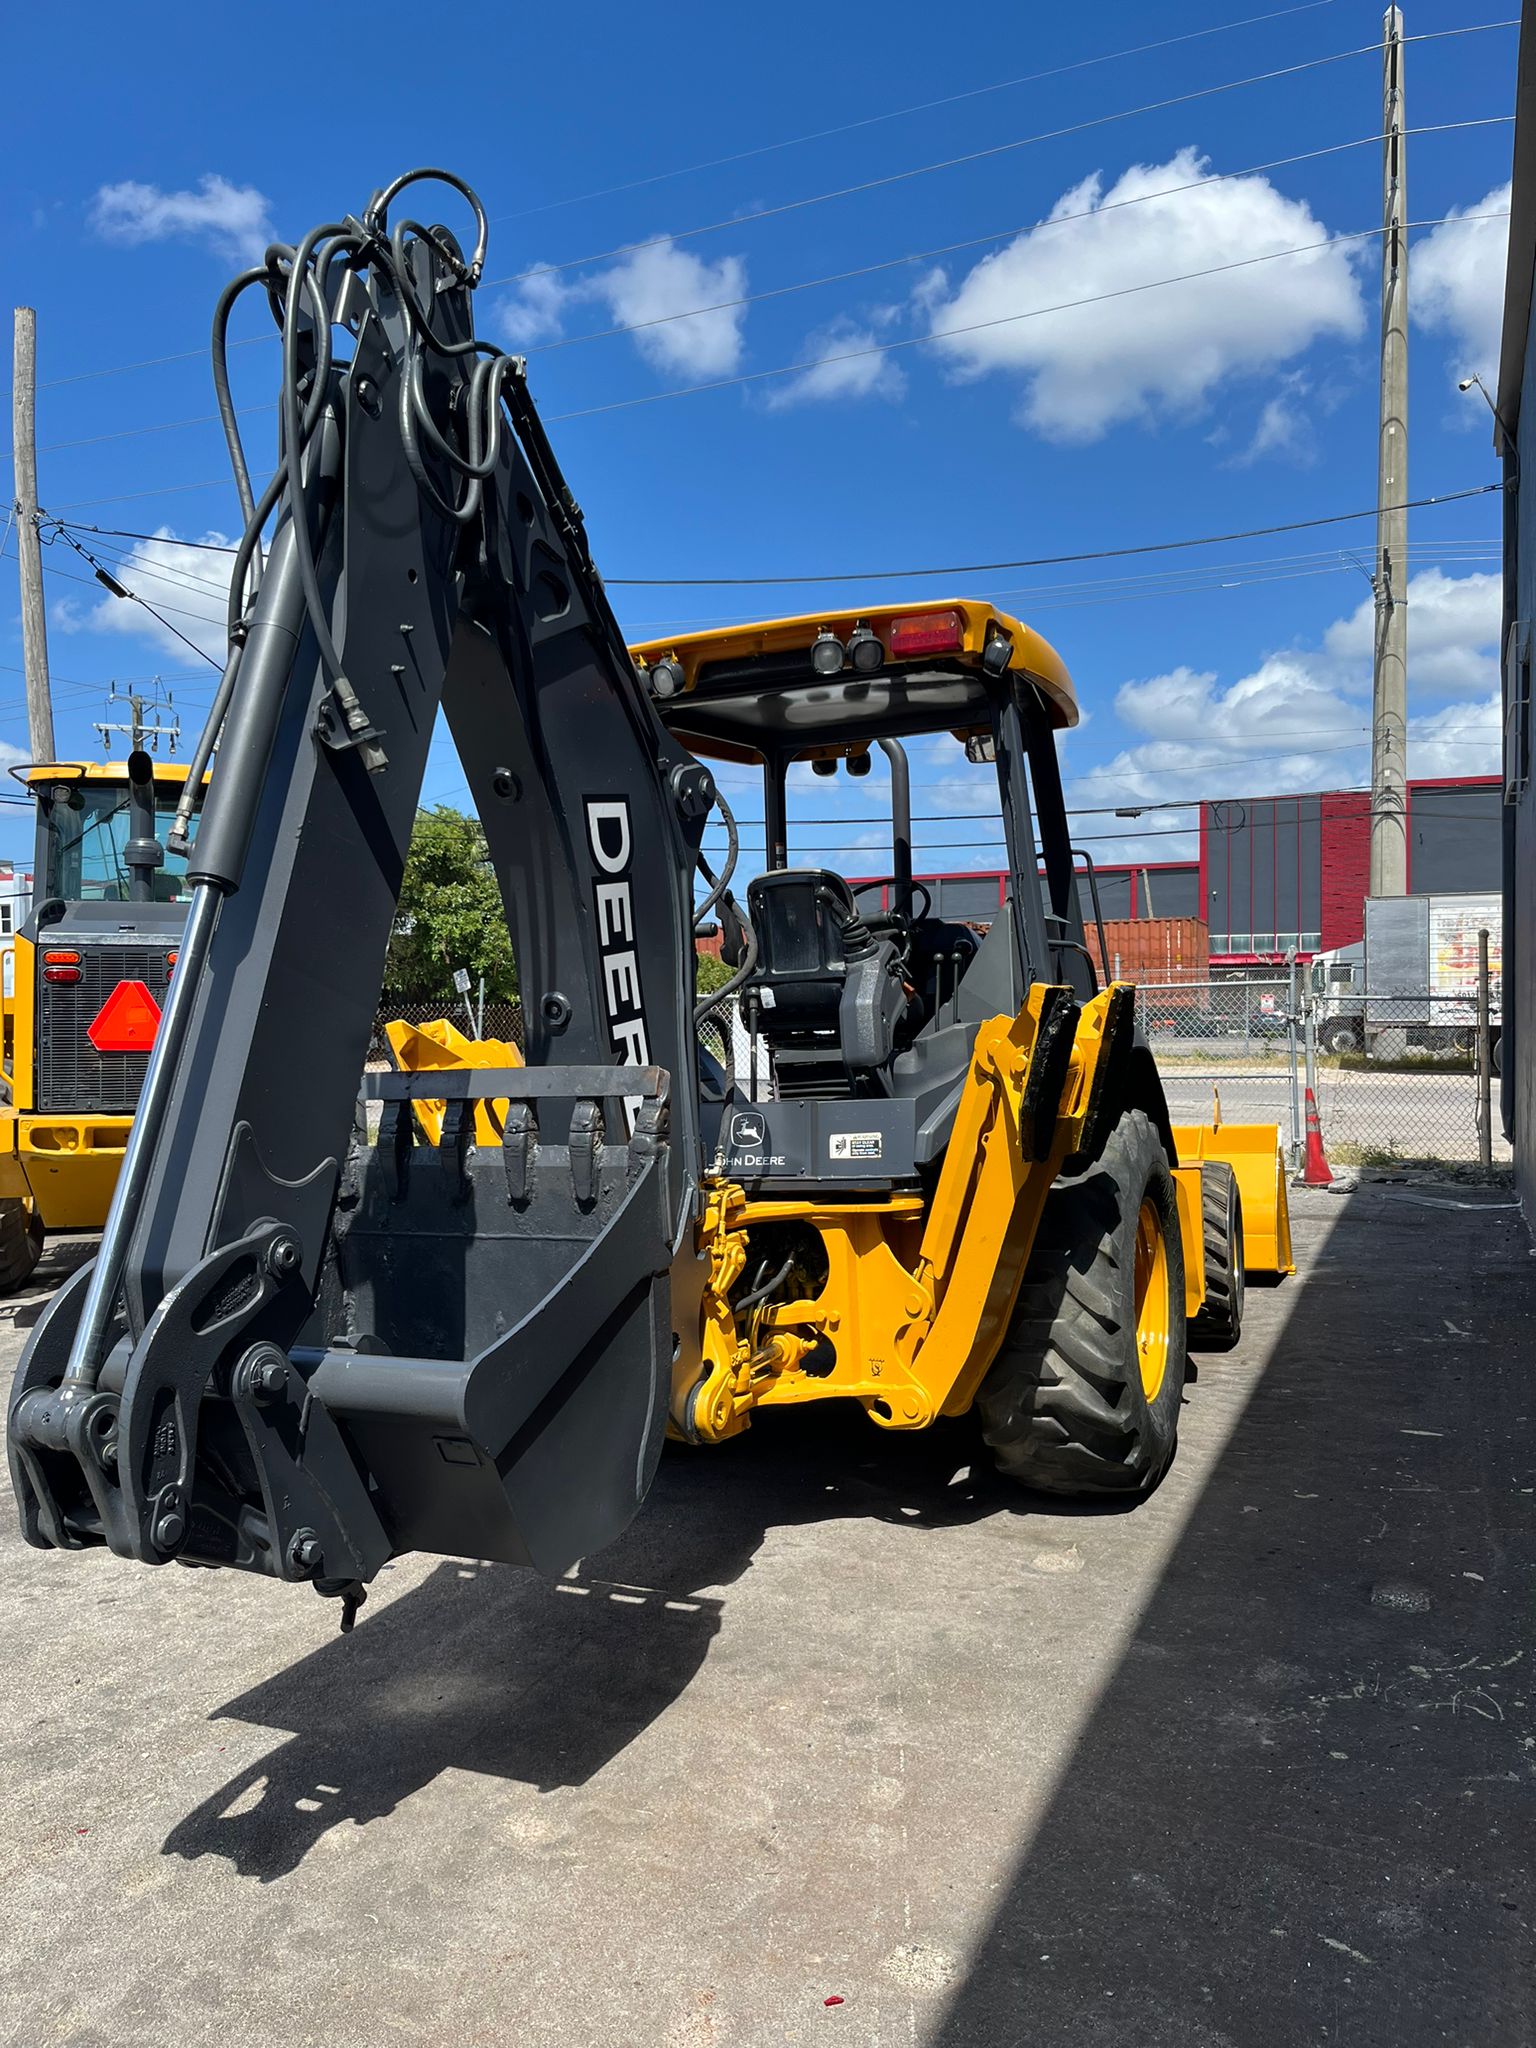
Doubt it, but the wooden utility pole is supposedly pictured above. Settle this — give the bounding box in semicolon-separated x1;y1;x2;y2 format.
1369;7;1408;897
11;307;55;761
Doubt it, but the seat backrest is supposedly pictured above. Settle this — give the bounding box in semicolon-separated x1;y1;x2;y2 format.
744;870;861;1040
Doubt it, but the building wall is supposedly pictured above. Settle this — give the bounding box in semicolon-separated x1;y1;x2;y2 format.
1202;794;1324;956
1508;315;1536;1212
1319;792;1372;948
1408;782;1505;895
1200;779;1500;960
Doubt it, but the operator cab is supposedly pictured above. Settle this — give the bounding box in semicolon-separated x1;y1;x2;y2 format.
22;759;208;910
634;602;1105;1188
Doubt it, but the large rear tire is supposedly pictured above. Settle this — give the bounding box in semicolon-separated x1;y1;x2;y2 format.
978;1108;1187;1498
0;1197;43;1295
1189;1161;1244;1351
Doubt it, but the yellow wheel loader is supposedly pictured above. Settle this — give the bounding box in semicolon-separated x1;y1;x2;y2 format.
0;758;210;1292
9;173;1290;1623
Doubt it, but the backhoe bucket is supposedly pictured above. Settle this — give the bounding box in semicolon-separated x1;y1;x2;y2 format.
10;1064;678;1584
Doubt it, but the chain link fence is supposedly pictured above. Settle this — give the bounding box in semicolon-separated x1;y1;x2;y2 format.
367;998;525;1063
1143;976;1507;1171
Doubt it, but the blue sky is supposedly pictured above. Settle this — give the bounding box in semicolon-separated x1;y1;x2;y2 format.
1;0;1518;885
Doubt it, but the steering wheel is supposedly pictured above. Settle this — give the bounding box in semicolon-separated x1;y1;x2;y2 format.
851;877;932;921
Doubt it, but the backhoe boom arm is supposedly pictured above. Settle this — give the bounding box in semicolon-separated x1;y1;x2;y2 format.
10;174;711;1587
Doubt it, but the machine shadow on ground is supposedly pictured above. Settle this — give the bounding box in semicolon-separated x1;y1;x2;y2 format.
161;1405;1044;1883
0;1236;96;1334
923;1184;1536;2048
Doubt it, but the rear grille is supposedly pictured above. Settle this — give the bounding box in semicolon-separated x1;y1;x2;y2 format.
37;943;166;1114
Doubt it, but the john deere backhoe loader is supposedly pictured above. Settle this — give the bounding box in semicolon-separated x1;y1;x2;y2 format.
8;173;1290;1623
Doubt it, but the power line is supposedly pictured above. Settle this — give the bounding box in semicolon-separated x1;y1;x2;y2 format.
45;487;1500;607
56;525;1497;624
47;530;237;600
491;0;1344;225
52;477;253;515
66;521;1499;579
44;533;222;669
40;553;226;631
483;21;1516;287
608;486;1500;587
423;735;1393;818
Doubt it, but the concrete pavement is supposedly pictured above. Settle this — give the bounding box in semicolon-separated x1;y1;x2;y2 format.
2;1188;1532;2047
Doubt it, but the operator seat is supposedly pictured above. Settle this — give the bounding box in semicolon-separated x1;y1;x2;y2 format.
743;869;916;1096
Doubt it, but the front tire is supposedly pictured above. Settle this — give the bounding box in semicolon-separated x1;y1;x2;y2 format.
1189;1161;1243;1350
978;1109;1187;1498
0;1197;43;1295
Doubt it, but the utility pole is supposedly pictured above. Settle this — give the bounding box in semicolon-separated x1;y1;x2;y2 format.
11;308;55;761
1369;7;1408;897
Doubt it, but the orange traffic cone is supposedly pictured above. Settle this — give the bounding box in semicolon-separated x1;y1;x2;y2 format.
1302;1086;1334;1187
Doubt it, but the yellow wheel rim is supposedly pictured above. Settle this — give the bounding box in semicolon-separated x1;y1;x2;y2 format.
1133;1197;1171;1402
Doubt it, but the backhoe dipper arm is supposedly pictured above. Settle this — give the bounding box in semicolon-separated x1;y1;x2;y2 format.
10;174;714;1587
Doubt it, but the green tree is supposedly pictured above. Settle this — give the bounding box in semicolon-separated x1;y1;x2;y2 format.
384;805;517;1003
695;949;735;995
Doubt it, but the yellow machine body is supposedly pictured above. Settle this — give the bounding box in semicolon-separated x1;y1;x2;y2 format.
400;984;1292;1447
0;762;208;1238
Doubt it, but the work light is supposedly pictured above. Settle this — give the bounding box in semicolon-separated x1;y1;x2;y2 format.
846;626;884;674
981;633;1013;676
811;630;845;676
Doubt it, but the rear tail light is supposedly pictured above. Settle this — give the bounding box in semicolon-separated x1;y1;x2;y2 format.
166;950;178;980
44;966;81;985
888;609;964;657
43;950;80;965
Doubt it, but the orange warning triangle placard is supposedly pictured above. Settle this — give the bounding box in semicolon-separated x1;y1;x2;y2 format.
87;979;163;1053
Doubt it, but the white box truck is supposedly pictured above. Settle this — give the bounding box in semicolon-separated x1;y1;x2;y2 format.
1310;892;1502;1060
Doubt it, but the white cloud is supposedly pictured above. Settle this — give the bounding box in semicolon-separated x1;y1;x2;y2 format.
1322;567;1501;695
922;148;1364;441
1234;373;1316;467
501;263;570;344
1413;183;1511;388
89;176;273;265
1061;565;1501;844
764;316;907;410
498;236;747;377
1410;691;1500;778
52;530;231;665
602;242;746;376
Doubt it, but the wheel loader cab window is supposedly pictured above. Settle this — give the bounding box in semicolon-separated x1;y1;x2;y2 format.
38;785;202;904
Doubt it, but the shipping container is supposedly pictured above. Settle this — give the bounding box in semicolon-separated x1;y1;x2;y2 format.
1084;916;1209;991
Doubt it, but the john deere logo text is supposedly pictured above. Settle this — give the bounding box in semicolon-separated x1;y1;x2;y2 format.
586;798;650;1126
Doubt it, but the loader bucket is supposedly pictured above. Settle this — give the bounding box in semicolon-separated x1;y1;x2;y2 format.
1171;1123;1295;1276
383;1015;523;1146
